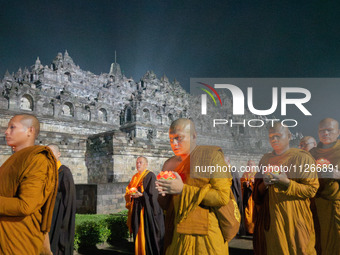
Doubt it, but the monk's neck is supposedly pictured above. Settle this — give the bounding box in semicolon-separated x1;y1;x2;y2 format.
274;146;290;156
137;169;147;175
180;145;197;161
12;142;35;152
320;141;337;149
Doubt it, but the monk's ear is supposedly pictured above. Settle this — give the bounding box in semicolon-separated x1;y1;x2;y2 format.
27;126;35;138
192;131;197;140
288;132;292;141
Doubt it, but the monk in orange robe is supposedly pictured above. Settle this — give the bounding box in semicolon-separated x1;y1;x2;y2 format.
310;118;340;255
156;118;233;255
253;122;319;255
125;156;164;255
0;114;58;255
241;160;257;234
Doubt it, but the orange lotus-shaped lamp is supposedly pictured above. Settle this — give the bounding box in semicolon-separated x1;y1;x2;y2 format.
157;171;176;180
265;165;280;179
316;158;331;167
129;187;138;195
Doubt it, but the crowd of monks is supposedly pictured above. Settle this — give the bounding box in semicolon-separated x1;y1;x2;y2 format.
126;117;340;255
0;113;338;255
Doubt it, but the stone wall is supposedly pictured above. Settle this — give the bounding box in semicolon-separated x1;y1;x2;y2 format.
76;184;97;214
86;128;173;184
97;183;129;214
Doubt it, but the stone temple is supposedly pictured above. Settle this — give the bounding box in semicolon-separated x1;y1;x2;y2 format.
0;51;301;213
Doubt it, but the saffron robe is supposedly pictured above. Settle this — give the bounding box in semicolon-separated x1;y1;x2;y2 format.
241;171;256;234
159;146;232;255
49;163;76;255
125;170;165;255
0;145;58;255
310;140;340;255
253;148;319;255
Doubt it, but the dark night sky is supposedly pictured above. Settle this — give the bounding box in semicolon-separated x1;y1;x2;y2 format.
1;0;340;137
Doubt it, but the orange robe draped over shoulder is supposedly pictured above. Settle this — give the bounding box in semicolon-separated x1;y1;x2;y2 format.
310;140;340;255
0;145;58;255
254;148;319;255
125;169;149;255
161;145;233;255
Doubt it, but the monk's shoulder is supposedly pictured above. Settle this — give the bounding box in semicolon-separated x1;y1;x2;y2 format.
288;148;314;163
162;156;182;171
146;170;156;178
194;145;225;160
309;147;318;158
334;140;340;153
13;145;50;165
197;145;222;154
259;152;273;163
60;165;75;182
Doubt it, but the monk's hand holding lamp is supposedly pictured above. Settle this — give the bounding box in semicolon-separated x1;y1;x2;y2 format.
156;172;183;195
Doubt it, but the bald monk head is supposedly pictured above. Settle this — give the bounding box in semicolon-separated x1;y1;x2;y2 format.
299;136;317;151
5;114;40;152
247;159;256;168
318;118;340;148
169;118;197;160
136;156;148;174
47;144;61;161
268;122;292;155
224;156;231;165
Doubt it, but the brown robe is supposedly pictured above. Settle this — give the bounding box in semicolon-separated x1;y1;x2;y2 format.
310;140;340;255
49;163;76;255
125;170;165;255
253;148;319;255
0;145;58;255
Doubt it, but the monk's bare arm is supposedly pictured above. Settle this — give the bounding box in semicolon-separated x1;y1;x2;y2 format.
162;156;182;172
0;155;51;216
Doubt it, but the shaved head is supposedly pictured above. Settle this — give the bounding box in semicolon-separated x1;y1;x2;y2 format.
169;118;196;135
14;114;40;138
5;114;40;152
299;136;317;151
137;156;148;164
319;118;339;130
269;121;291;136
318;118;340;146
247;160;256;166
136;156;148;173
268;122;291;155
47;144;61;161
169;118;197;160
47;144;60;154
